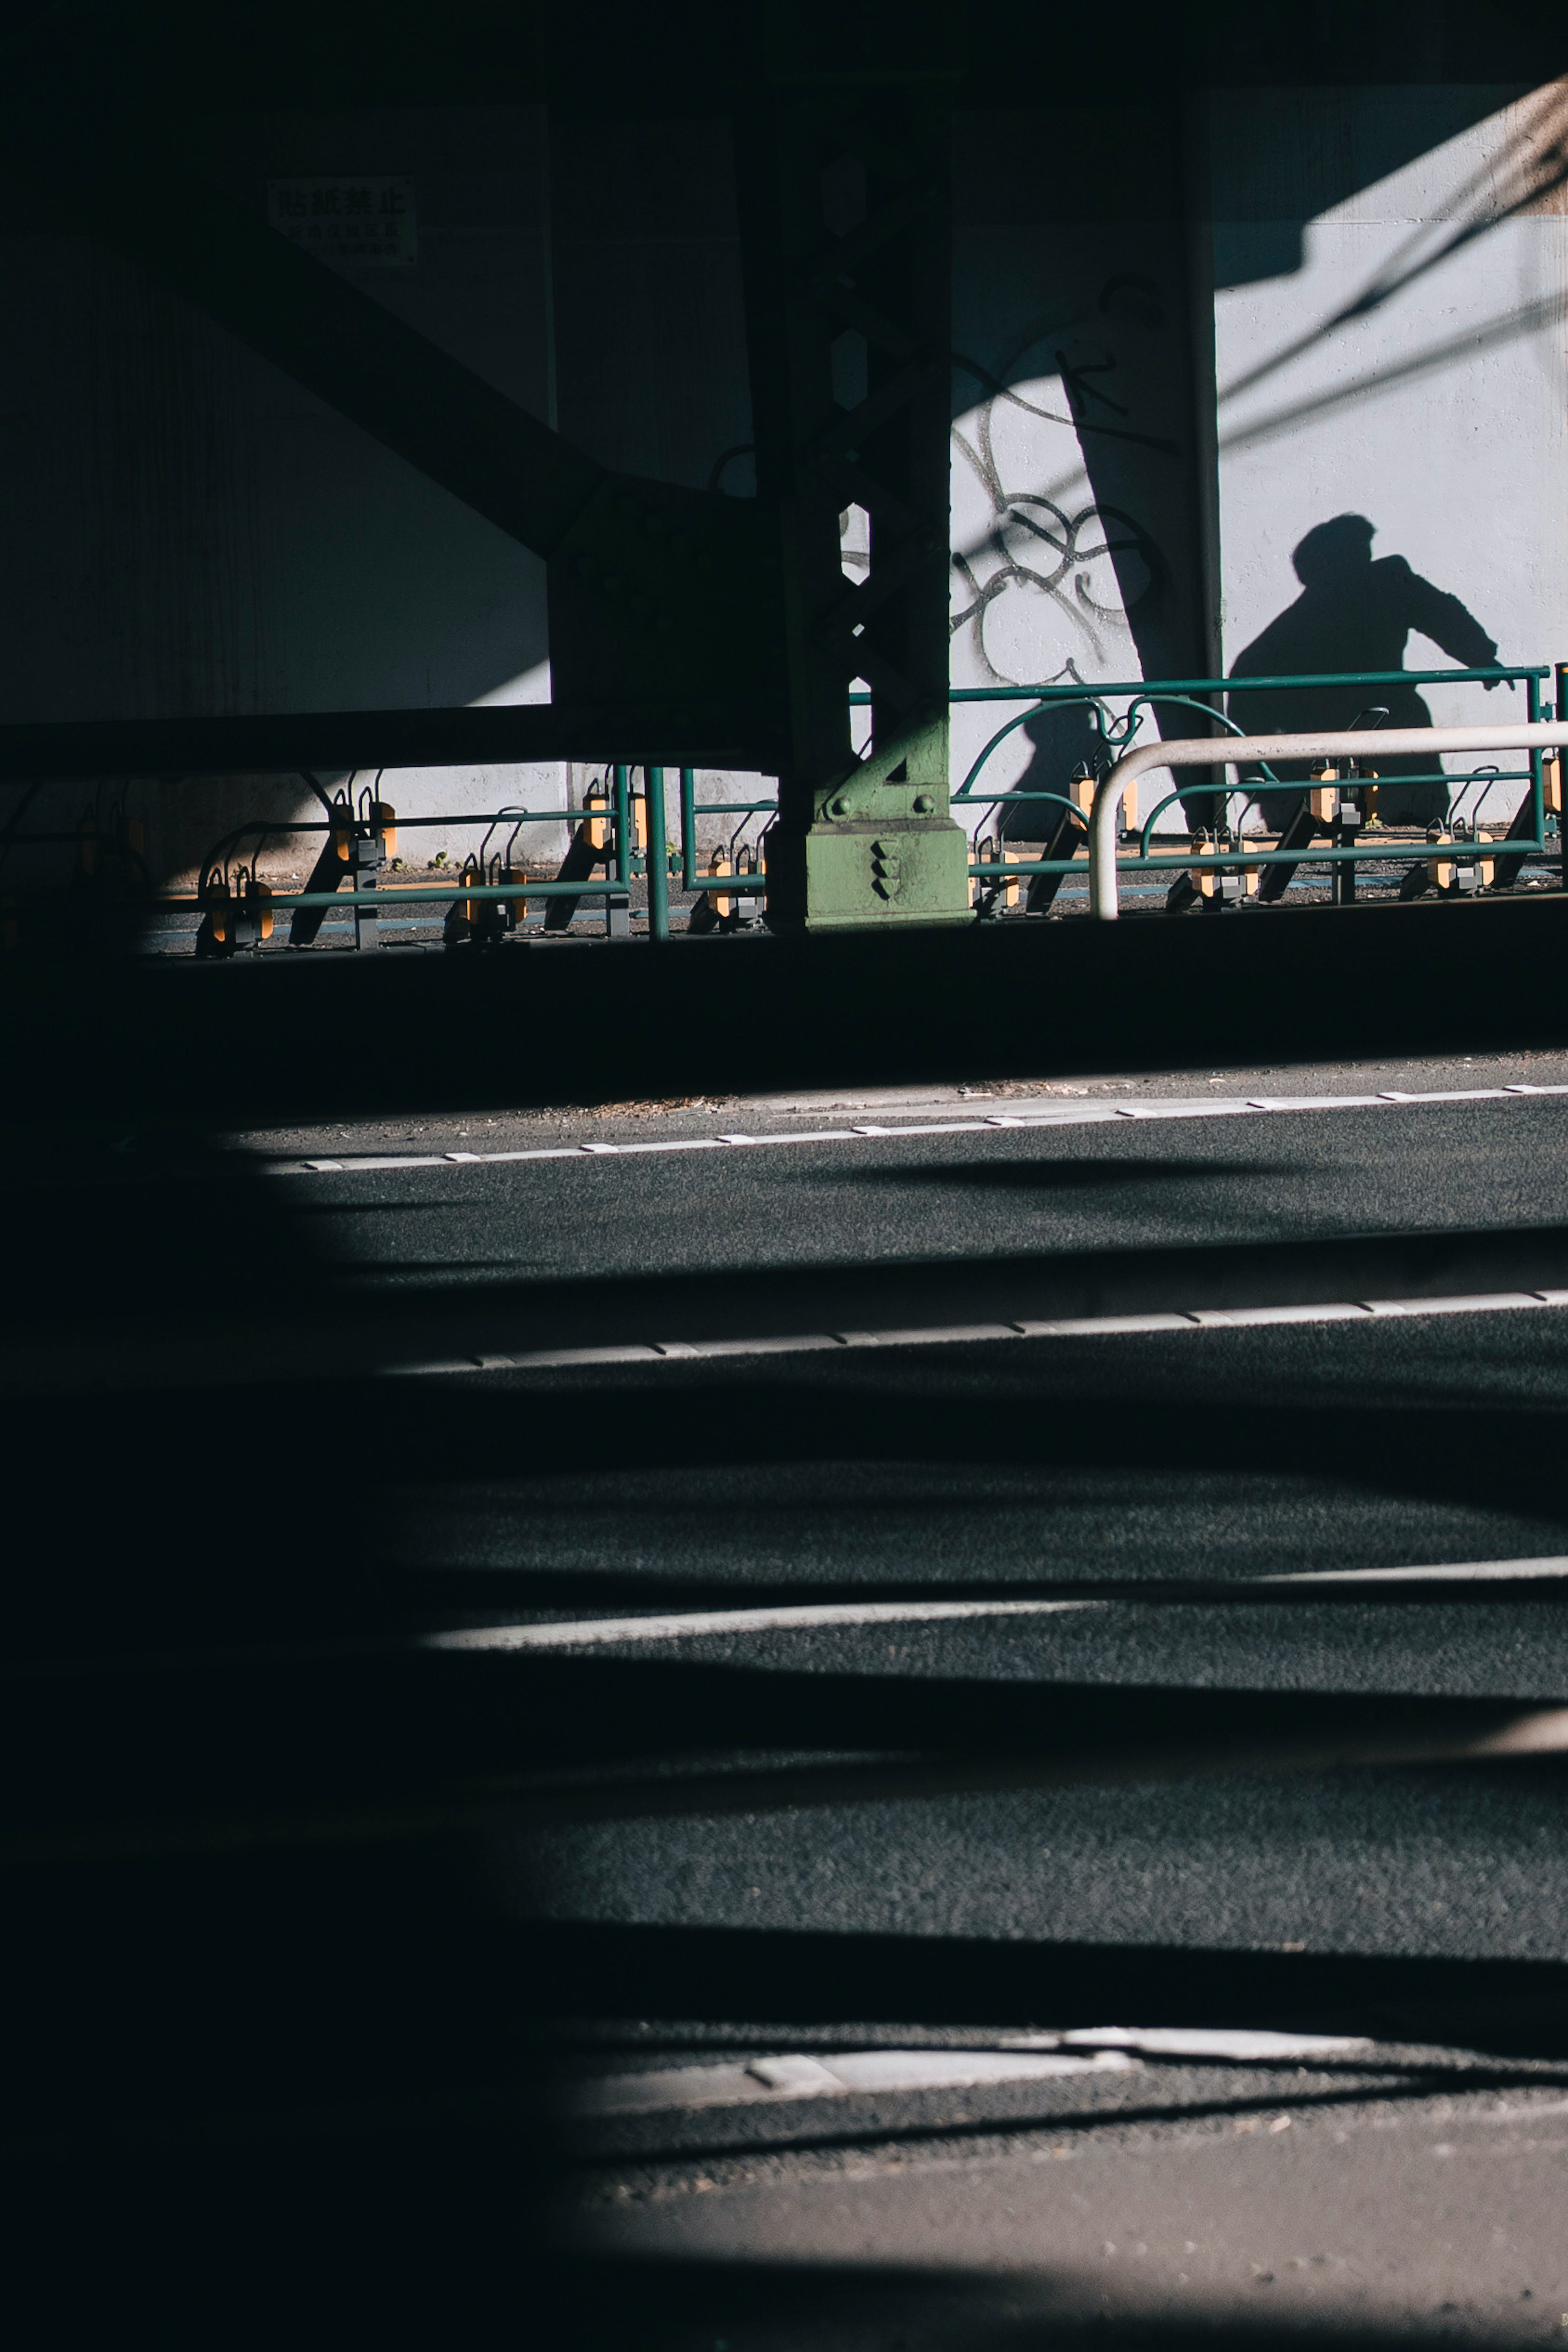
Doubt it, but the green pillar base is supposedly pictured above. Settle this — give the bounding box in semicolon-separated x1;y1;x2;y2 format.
763;715;973;933
764;816;973;933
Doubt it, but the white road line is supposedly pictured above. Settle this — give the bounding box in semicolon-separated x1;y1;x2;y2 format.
389;1286;1568;1380
30;1554;1561;1694
1273;1555;1568;1585
430;1596;1100;1653
428;1555;1568;1657
260;1080;1568;1178
1054;2028;1371;2061
563;2028;1437;2122
565;2047;1138;2118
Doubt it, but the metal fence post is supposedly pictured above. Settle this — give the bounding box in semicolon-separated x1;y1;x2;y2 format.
646;766;670;942
680;767;697;891
613;764;631;889
1525;675;1545;891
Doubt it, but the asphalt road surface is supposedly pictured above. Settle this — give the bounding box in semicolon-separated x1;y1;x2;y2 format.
13;1043;1568;2339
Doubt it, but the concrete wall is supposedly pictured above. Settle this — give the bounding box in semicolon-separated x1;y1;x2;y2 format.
949;107;1209;838
1209;83;1568;815
0;105;773;887
0;106;564;881
947;85;1568;840
1;85;1562;889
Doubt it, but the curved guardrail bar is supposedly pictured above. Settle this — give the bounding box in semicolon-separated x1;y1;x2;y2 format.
949;669;1542;898
973;789;1094;824
958;690;1247;806
1447;765;1507;829
1138;782;1235;860
1128;706;1289;858
1089;724;1568;920
954;693;1114;801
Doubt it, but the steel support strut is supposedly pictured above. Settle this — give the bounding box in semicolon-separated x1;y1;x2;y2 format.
737;76;971;930
56;103;973;933
91;156;783;771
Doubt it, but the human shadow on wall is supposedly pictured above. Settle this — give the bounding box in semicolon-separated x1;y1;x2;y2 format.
1225;514;1503;829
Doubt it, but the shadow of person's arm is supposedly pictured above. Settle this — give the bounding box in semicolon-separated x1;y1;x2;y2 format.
1396;560;1502;686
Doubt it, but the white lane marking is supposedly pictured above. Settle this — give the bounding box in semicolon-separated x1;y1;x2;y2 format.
388;1286;1568;1380
427;1555;1568;1659
1113;1098;1267;1119
429;1596;1099;1655
1056;2028;1371;2061
834;1323;1025;1348
1182;1303;1368;1330
1455;1706;1568;1755
565;2047;1137;2118
258;1081;1568;1177
1275;1555;1568;1585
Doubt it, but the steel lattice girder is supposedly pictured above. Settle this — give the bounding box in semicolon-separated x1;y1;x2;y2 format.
735;78;969;928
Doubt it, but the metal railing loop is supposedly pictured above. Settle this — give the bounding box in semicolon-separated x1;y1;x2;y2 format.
1090;724;1568;920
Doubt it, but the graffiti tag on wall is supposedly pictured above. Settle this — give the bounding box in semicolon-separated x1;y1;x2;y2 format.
948;346;1165;686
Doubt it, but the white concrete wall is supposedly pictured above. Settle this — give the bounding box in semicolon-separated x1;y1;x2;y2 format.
947;263;1191;835
6;89;1564;893
0;106;773;890
0;106;570;882
948;113;1207;841
1212;83;1568;813
948;87;1568;843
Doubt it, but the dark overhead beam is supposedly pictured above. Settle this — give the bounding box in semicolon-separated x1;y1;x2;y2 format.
0;703;764;784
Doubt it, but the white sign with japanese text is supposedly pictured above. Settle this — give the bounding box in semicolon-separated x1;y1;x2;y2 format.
267;177;416;270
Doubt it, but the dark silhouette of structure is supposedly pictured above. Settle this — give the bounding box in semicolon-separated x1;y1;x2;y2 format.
1227;514;1501;828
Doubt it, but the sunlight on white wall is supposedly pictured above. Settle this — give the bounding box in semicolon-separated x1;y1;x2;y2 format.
469;660;553;707
951;374;1140;697
374;659;566;862
1217;84;1568;776
950;375;1144;822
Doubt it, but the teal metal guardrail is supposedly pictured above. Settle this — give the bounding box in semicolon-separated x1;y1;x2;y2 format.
947;666;1557;900
1086;717;1568;920
668;664;1559;911
123;662;1562;945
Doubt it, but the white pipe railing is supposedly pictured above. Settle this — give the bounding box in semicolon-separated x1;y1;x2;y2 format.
1089;724;1568;920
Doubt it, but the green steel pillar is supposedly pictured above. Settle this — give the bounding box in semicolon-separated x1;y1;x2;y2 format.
736;66;970;932
645;766;670;941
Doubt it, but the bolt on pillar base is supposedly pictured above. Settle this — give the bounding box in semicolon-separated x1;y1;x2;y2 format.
766;823;973;931
763;714;974;933
764;816;972;933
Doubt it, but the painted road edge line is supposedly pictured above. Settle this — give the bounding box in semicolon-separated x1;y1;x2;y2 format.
259;1080;1568;1178
386;1287;1568;1380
